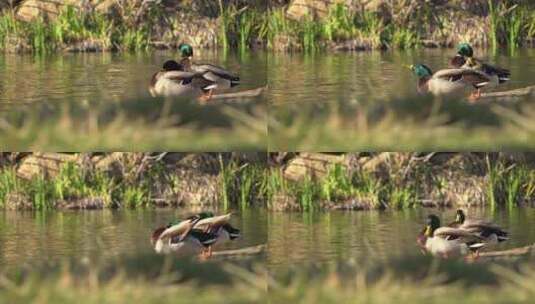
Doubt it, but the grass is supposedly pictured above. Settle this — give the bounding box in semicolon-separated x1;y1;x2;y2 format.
2;252;535;304
269;94;535;150
267;163;419;211
267;153;535;212
270;256;535;304
486;156;535;210
0;253;266;304
219;156;269;211
0;160;165;210
0;96;267;150
487;0;535;52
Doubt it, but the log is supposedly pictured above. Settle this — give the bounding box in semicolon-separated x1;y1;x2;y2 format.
210;86;267;100
211;244;266;257
480;85;535;101
478;243;535;259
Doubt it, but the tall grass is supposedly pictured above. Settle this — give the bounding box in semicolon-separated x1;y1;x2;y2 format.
0;161;163;210
218;157;269;210
486;156;535;210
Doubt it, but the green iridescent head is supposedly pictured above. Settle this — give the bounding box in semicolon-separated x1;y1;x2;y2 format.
425;214;441;237
410;64;433;78
179;43;193;58
457;43;474;57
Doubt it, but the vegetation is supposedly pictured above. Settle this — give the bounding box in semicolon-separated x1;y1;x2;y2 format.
2;152;534;211
219;154;269;210
0;254;266;304
0;97;266;151
265;1;535;52
486;156;535;210
267;153;535;211
271;255;535;304
2;252;535;304
269;96;535;150
0;1;265;54
1;1;534;53
0;161;164;209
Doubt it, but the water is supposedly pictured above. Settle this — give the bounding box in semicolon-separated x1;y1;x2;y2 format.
0;50;267;110
268;48;535;106
2;208;534;270
267;208;535;271
0;208;267;267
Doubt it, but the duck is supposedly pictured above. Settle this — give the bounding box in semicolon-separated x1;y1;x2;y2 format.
178;43;240;100
149;60;217;101
448;209;508;245
156;212;240;258
410;64;490;101
449;43;510;99
151;217;205;256
417;214;485;259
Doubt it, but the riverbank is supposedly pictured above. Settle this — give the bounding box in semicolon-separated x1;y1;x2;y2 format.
267;153;535;211
267;0;535;52
0;0;267;53
2;152;534;211
1;1;534;53
0;153;268;210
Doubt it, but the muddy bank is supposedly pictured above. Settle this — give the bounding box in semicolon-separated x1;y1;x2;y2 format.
0;152;267;210
268;152;535;211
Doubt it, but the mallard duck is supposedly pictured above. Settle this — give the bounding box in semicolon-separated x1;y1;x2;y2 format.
178;43;240;100
417;214;485;258
410;64;490;101
162;212;240;258
149;60;217;101
449;209;508;245
151;217;204;255
450;43;510;99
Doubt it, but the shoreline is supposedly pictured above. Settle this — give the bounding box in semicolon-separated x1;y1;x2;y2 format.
1;1;534;54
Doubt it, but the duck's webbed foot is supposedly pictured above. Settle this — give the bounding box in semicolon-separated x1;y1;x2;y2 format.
468;89;482;103
197;90;214;103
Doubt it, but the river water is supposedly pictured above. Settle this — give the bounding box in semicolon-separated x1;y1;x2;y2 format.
0;208;267;267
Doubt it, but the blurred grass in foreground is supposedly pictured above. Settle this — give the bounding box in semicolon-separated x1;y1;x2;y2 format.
0;96;266;150
0;253;267;304
2;253;535;303
269;95;535;150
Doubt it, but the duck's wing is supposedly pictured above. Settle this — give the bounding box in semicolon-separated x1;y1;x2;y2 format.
188;229;219;246
434;68;490;87
480;62;510;82
461;220;508;239
434;227;483;242
162;71;217;91
159;220;194;240
194;213;232;229
191;63;240;82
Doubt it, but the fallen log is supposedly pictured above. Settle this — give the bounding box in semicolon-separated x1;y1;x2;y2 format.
480;85;535;101
211;244;266;257
479;243;535;259
211;86;267;101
